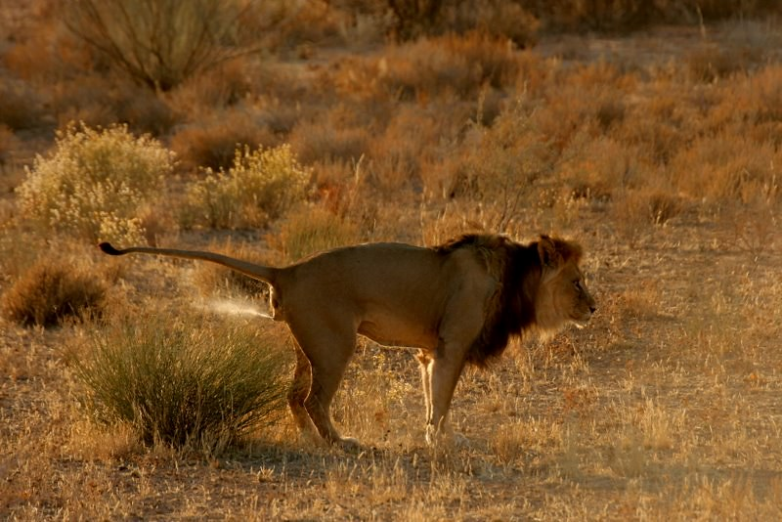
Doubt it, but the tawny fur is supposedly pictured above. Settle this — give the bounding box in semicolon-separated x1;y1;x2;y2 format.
99;234;596;448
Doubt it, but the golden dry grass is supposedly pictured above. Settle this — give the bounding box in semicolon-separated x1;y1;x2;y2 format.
2;2;782;520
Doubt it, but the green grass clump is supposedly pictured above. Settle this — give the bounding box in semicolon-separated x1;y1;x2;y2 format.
71;316;291;453
182;144;311;230
16;123;173;244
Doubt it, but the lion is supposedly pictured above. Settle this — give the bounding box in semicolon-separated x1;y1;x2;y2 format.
99;234;596;448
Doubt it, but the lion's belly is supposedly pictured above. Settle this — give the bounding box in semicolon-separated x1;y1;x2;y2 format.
357;316;438;350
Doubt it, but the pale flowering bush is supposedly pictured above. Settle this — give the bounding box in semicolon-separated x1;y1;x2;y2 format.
17;123;174;244
182;144;311;229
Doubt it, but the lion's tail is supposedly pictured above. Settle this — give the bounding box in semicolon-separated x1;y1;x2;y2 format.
98;242;279;284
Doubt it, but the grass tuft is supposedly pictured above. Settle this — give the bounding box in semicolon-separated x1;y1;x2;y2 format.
1;259;106;328
70;315;291;453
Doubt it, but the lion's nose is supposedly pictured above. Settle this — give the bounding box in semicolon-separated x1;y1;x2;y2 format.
589;305;597;314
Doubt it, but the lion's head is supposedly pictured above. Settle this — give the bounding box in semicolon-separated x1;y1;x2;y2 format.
534;235;596;332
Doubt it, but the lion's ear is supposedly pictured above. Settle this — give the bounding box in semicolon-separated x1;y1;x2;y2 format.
538;235;564;271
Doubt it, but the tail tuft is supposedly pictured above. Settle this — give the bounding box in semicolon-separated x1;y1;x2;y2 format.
98;242;124;256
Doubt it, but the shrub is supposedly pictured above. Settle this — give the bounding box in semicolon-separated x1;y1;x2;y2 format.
170;109;277;171
387;0;445;41
670;134;781;205
379;32;520;99
268;205;360;262
16;123;174;244
0;125;19;169
181;144;311;230
70;316;291;452
64;0;274;91
289;118;371;166
1;259;106;328
448;1;540;47
0;81;45;131
450;103;553;222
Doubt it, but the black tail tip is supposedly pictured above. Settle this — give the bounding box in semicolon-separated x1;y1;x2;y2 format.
98;242;123;256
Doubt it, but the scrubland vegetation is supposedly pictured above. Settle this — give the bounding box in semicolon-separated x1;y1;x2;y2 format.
1;0;781;519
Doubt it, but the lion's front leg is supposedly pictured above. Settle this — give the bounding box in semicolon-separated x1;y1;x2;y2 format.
426;342;468;446
416;351;434;426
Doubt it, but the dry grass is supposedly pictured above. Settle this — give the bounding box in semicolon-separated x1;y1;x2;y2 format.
1;258;106;327
170;108;278;172
1;3;782;519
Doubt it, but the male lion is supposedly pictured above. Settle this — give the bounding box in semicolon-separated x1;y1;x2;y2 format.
99;234;596;448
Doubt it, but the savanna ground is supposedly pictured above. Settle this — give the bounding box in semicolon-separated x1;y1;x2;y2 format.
2;1;782;519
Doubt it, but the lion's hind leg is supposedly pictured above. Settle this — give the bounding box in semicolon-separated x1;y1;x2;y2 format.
288;318;360;449
288;343;318;440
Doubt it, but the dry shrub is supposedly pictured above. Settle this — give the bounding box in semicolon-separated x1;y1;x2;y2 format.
386;0;540;46
532;62;634;152
379;32;519;100
512;51;554;97
685;44;749;83
2;8;92;84
0;81;45;131
70;315;291;452
181;144;311;230
17;123;173;244
449;102;553;228
611;186;683;245
0;125;20;169
111;83;177;137
386;0;445;41
266;0;349;51
50;78;120;130
367;103;453;191
52;78;177;135
167;57;256;115
533;0;655;32
288;107;372;166
267;205;361;263
63;0;273;91
448;1;539;47
727;202;779;261
693;0;781;19
520;0;779;32
708;65;782;134
1;259;106;328
559;136;640;203
617;90;699;165
532;88;597;155
670;134;781;205
170;108;278;171
596;96;627;133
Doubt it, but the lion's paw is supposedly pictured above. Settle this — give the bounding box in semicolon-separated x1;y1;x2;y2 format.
336;436;363;452
425;425;471;449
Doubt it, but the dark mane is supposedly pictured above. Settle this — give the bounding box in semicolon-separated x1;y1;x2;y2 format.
435;234;542;367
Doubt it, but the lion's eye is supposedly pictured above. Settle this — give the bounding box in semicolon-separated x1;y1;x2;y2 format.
573;280;582;291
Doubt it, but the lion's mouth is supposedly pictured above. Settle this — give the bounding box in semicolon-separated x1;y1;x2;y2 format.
571;313;593;328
